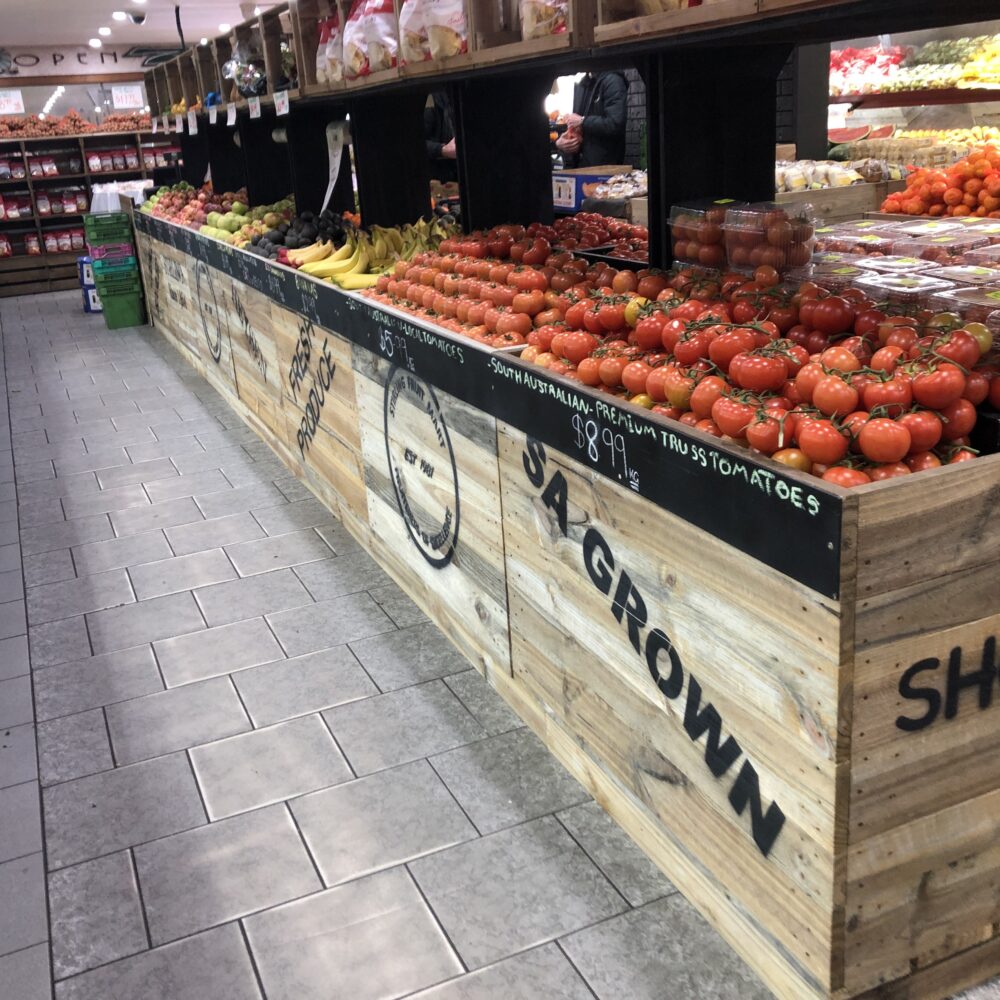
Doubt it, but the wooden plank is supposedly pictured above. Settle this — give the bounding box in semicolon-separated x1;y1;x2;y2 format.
497;422;845;993
594;0;755;44
355;349;510;678
776;184;900;225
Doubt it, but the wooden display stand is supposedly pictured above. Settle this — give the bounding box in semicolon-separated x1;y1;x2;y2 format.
135;213;1000;1000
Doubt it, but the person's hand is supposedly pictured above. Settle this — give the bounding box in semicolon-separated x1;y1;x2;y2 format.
564;113;584;129
441;138;457;159
556;130;582;154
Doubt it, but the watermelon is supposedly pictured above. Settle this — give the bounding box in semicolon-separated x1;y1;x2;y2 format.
828;126;871;144
868;125;895;139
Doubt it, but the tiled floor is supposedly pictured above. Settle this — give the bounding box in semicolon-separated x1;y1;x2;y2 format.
0;291;990;1000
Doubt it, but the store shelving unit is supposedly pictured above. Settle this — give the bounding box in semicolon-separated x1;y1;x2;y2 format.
831;85;1000;108
0;130;176;296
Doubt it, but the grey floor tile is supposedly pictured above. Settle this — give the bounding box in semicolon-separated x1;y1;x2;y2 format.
37;709;113;786
106;676;250;765
28;615;91;668
43;751;206;869
274;475;315;503
292;759;477;886
135;804;320;945
0;542;21;573
33;646;162;721
0;518;18;546
411;816;627;970
110;496;203;537
0;942;50;1000
194;569;313;627
72;530;172;575
444;671;523;737
49;850;148;979
313;522;364;555
250;498;338;536
18;498;65;527
20;513;114;556
54;447;131;477
23;548;75;587
324;680;486;776
409;944;593;1000
27;569;134;625
18;471;98;503
233;646;377;727
224;528;333;577
169;447;255;476
0;598;27;638
267;593;395;658
560;895;771;1000
125;435;206;464
0;723;38;789
350;623;469;692
369;581;430;628
557;801;675;907
154;617;282;687
164;511;265;556
0;780;42;862
431;728;588;835
244;867;460;1000
87;592;204;655
53;924;260;1000
129;549;236;601
292;550;391;600
14;459;54;484
192;715;351;820
0;853;48;954
62;484;150;521
95;458;177;490
194;482;287;520
0;634;29;680
0;675;33;727
144;469;232;504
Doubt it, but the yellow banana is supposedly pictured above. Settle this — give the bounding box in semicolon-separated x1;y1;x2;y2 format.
300;243;361;277
333;273;380;290
288;241;330;266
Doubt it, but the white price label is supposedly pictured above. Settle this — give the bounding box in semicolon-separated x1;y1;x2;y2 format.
227;104;237;126
274;90;289;116
0;90;25;114
174;114;183;134
111;84;144;110
161;113;170;133
208;106;218;125
248;96;261;119
552;176;576;209
152;117;158;134
187;109;198;135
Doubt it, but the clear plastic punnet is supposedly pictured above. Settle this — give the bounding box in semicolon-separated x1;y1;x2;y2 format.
723;201;815;274
963;244;1000;269
907;231;991;265
927;286;1000;332
814;228;899;256
853;254;939;274
932;265;1000;286
786;262;868;292
669;199;743;269
853;272;957;308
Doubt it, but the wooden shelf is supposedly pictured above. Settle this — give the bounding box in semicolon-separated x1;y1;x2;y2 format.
32;173;88;182
830;87;1000;109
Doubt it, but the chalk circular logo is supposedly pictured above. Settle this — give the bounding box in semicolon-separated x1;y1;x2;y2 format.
195;260;223;363
383;366;460;568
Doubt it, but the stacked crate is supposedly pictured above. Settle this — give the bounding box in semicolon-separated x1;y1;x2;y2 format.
83;213;146;330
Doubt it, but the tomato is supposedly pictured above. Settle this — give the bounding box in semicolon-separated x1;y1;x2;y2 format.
912;363;966;409
746;411;796;455
854;308;887;337
564;300;589;330
511;289;545;316
813;375;859;417
598;302;627;332
939;398;977;441
992;374;1000;410
754;264;780;287
906;451;942;472
521;238;551;267
659;367;696;409
897;410;942;451
695;418;722;437
711;396;756;439
963;370;990;405
858;418;912;464
534;351;556;368
934;330;981;370
708;328;756;372
561;331;598;365
630;393;655;410
637;275;669;299
634;314;667;352
621;360;653;396
732;298;762;324
868;462;912;481
583;306;605;335
797;419;849;465
521;345;541;363
812;296;856;335
819;345;862;373
678;411;699;426
964;322;993;357
947;448;977;464
885;326;919;352
822;467;871;487
491;331;527;347
794;362;825;403
839;335;875;365
870;345;904;373
496;312;532;338
690;375;727;419
768;305;798;333
660;318;687;352
574;357;601;386
771;448;812;472
674;329;714;366
805;330;832;355
862;376;912;418
731;353;786;393
652;404;683;420
598;355;627;387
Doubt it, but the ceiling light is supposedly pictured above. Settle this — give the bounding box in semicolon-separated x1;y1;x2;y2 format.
112;10;126;19
131;0;146;4
98;26;111;36
89;38;102;48
94;106;102;113
219;22;230;32
200;37;208;45
144;104;150;112
39;113;46;120
253;6;261;14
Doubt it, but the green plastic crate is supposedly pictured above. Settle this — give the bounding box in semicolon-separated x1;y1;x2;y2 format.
102;293;146;330
92;257;137;277
95;274;143;298
84;212;132;244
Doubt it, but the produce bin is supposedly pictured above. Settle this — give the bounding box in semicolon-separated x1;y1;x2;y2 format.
101;293;146;329
83;212;133;245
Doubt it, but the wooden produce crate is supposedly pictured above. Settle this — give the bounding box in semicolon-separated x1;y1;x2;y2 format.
776;180;907;224
594;0;756;45
134;213;1000;1000
468;0;594;68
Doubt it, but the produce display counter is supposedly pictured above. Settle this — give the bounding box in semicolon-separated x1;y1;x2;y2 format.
135;212;1000;1000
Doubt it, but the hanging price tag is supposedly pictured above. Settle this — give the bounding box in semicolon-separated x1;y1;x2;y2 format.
274;90;289;116
208;106;218;125
248;96;261;119
152;117;158;134
321;121;347;214
174;114;184;134
227;104;237;126
187;110;198;135
161;113;170;133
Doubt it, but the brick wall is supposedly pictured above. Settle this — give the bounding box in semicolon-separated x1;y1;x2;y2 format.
624;68;646;168
776;53;795;144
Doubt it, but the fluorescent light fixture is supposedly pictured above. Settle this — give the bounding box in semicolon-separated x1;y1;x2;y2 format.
253;6;261;14
131;0;146;4
144;104;150;112
200;37;208;45
94;105;102;113
89;38;102;48
112;10;126;19
98;26;111;36
218;22;230;31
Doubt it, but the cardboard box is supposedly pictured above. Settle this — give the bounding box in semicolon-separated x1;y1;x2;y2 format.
629;196;648;227
552;165;632;212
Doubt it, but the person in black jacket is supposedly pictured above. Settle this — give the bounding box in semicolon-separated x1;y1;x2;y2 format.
425;90;457;182
555;71;628;168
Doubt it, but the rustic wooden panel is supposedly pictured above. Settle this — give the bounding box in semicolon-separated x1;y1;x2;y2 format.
355;348;509;678
497;422;846;993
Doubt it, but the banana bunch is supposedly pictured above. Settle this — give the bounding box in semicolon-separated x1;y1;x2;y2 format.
286;241;333;267
299;233;370;281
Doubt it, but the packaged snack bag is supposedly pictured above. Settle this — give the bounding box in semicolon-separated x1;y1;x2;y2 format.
42;157;58;175
0;160;10;180
315;17;332;84
365;0;398;72
521;0;568;38
0;235;11;257
427;0;467;60
25;233;41;255
36;191;51;215
44;232;59;253
70;228;85;251
76;189;88;211
62;191;77;214
325;11;345;82
0;194;5;221
57;230;73;252
343;0;370;79
399;0;429;65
